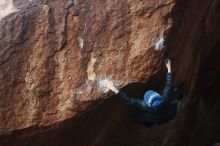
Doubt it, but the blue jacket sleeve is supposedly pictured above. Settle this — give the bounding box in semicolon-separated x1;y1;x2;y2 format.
115;91;150;110
162;73;173;99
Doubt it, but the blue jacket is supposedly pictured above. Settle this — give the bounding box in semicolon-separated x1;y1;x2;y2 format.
115;73;173;111
115;73;175;125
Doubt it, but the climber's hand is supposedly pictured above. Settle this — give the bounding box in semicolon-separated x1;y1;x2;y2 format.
165;59;171;73
103;79;119;94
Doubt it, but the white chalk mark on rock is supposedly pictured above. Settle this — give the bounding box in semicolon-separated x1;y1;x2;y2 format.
154;37;165;51
87;54;96;81
76;37;84;49
98;79;110;93
97;76;124;93
0;0;18;20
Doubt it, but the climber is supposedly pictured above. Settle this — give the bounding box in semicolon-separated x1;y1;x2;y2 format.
103;59;184;128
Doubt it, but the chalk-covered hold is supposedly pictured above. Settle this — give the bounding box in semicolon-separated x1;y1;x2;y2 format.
76;37;84;49
98;79;110;93
154;37;165;51
0;0;18;20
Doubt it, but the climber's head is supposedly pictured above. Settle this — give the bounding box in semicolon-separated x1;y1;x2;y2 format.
144;90;163;109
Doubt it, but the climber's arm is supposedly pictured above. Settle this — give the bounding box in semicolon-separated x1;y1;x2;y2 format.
162;59;173;99
103;79;148;110
115;91;147;110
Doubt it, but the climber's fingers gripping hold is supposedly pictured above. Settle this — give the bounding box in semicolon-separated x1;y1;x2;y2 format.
103;79;119;94
165;59;171;66
103;79;114;89
165;59;171;73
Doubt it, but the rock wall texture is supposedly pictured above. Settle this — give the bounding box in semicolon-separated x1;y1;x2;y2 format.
0;0;173;133
0;0;220;146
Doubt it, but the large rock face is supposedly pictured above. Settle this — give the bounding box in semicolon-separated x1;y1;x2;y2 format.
0;0;173;133
0;0;220;146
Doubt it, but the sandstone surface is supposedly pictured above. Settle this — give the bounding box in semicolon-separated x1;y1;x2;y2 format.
0;0;173;133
